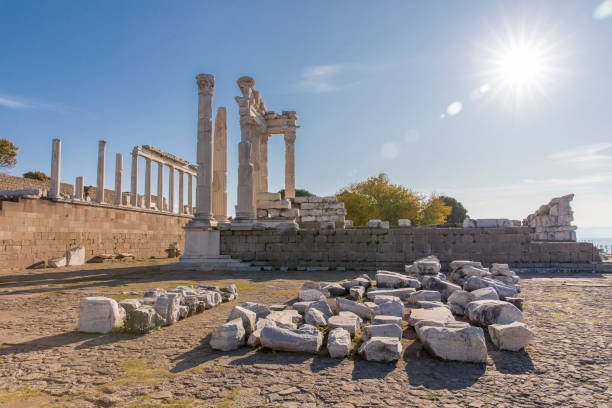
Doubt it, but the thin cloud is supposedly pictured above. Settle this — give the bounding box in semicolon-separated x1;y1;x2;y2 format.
294;63;364;93
0;93;71;113
548;143;612;168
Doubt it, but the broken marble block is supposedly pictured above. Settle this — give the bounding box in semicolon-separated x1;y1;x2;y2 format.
422;276;461;302
154;293;183;326
119;299;142;314
298;289;327;302
308;299;333;319
449;260;484;271
210;318;246;351
375;271;420;289
412;255;441;274
366;287;415;301
48;256;67;268
350;285;366;299
260;326;323;353
358;337;402;362
363;323;402;341
328;311;362;336
267;310;302;329
78;297;123;333
409;290;442;304
409;307;455;327
305;308;328;326
505;297;524;311
247;318;277;347
466;300;524;326
372;315;402;328
463;276;518;300
66;246;85;266
292;301;314;314
372;298;404;318
488;321;534;351
228;306;257;335
321;282;346;296
327;328;351;358
337;297;375;320
144;288;167;298
417;322;487;363
125;306;162;334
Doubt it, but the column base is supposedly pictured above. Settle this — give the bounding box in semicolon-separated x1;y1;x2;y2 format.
180;229;220;261
230;217;259;230
184;216;217;229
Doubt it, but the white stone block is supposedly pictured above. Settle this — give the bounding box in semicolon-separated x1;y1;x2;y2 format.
66;246;85;266
78;297;122;333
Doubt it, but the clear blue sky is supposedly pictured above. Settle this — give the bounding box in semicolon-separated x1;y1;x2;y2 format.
1;1;611;236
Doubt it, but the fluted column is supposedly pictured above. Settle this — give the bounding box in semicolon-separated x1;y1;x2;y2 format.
260;132;269;193
144;158;152;209
50;139;61;199
96;140;106;203
130;148;138;206
187;73;215;228
284;131;296;199
212;107;228;222
232;140;256;225
188;174;193;214
168;165;174;213
178;170;184;214
156;161;164;211
75;176;84;200
114;153;123;206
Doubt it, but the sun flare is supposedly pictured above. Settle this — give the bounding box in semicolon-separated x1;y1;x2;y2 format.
498;45;546;88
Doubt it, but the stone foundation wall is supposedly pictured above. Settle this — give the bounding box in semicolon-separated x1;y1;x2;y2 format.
220;227;597;270
0;197;191;270
0;173;73;195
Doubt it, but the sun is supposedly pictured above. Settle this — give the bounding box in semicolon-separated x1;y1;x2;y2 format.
479;26;561;107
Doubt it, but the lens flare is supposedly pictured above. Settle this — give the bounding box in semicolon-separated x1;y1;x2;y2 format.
447;101;463;116
593;0;612;20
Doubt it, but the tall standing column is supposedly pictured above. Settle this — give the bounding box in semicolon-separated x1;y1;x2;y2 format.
130;148;138;206
75;176;84;200
259;132;269;193
212;107;228;223
178;170;184;214
188;174;193;214
186;73;216;227
114;153;123;206
157;161;164;211
144;158;152;209
250;128;261;197
50;139;61;199
168;165;174;213
232;140;256;226
96;140;106;203
284;131;296;199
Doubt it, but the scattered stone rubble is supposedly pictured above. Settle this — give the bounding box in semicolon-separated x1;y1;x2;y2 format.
524;194;576;241
77;284;238;334
209;255;533;363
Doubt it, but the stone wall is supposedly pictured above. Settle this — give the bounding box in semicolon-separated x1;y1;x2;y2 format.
0;173;73;196
220;226;597;270
0;197;191;270
291;196;346;228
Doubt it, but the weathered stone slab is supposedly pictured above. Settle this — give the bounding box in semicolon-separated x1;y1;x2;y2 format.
463;276;518;300
267;310;302;329
349;285;365;299
48;256;67;268
409;307;454;327
449;260;483;271
328;312;362;335
372;295;401;305
125;306;162;334
409;290;442;304
248;318;277;347
341;277;370;289
505;297;524;310
228;305;257;335
471;287;500;301
210;318;246;351
372;315;402;328
418;324;487;363
321;282;346;296
358;337;402;362
327;328;351;358
416;301;449;309
372;299;404;317
298;289;326;302
466;300;525;326
363;323;402;341
488;321;534;351
66;246;85;266
305;308;327;326
154;293;182;326
337;297;374;320
366;288;415;301
260;326;323;353
240;302;271;320
375;271;420;289
292;301;314;314
308;299;333;318
78;297;123;333
422;276;461;301
119;299;142;313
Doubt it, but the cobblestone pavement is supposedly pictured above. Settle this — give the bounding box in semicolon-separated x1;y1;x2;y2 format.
1;260;610;407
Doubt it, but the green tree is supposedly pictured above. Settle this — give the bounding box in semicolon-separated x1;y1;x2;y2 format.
278;188;315;199
23;171;50;181
336;173;452;226
0;139;18;168
440;195;468;223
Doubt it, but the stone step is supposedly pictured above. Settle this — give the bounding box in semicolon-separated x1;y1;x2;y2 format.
257;199;291;210
257;192;282;201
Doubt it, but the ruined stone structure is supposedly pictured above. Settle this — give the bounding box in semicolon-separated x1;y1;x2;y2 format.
524;194;576;241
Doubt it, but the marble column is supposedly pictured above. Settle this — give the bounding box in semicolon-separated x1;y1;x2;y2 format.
188;174;193;215
232;140;256;226
212;107;228;222
50;139;61;199
75;176;84;200
186;73;216;228
114;153;123;206
144;158;152;209
259;132;269;193
157;161;164;211
130;148;138;206
168;165;175;213
250;128;261;197
96;140;106;203
178;170;184;214
284;131;296;199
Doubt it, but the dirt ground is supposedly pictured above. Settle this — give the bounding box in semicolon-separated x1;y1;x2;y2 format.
0;259;610;408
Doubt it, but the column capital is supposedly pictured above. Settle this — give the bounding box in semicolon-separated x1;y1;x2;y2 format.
284;131;296;145
196;74;215;95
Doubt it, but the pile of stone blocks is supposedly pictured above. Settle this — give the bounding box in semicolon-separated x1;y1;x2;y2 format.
523;194;576;241
77;284;238;334
256;192;299;228
290;196;346;229
463;218;522;228
209;255;534;363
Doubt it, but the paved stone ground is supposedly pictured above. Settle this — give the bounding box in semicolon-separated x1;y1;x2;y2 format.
1;259;610;407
